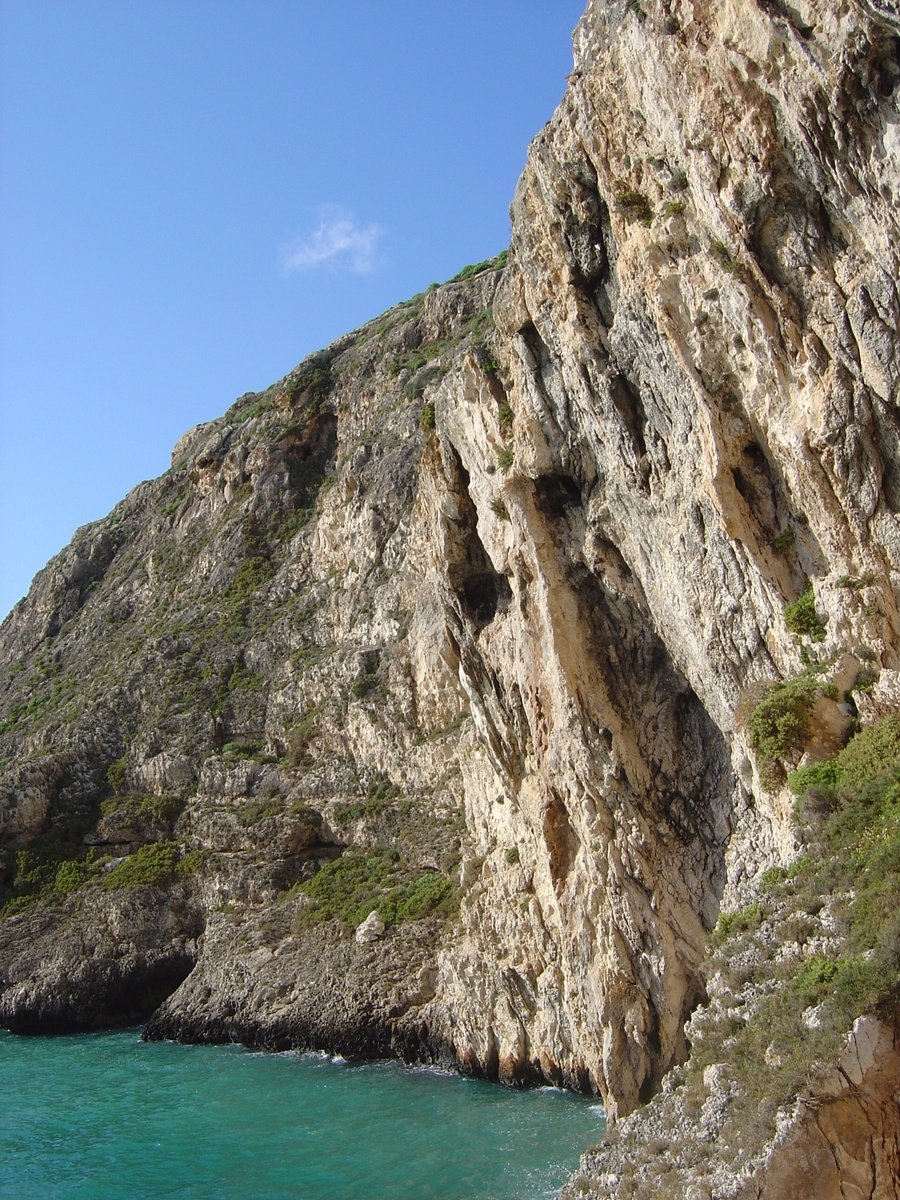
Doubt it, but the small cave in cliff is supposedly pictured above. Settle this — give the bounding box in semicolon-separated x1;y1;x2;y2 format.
567;559;733;855
542;790;579;893
460;571;512;627
533;472;582;520
731;440;780;532
280;410;338;507
608;372;648;466
442;443;513;630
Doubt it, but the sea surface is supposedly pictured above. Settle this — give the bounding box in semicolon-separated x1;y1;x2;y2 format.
0;1029;605;1200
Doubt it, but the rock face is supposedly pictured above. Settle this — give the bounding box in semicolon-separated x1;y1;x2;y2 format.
0;0;898;1188
561;1020;900;1200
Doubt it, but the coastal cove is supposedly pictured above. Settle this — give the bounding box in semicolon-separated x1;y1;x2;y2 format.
0;1029;605;1200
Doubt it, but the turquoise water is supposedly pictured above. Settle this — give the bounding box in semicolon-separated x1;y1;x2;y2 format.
0;1030;604;1200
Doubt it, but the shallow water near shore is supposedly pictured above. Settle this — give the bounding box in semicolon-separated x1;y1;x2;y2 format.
1;1028;605;1200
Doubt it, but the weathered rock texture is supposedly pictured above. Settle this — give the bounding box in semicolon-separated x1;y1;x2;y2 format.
562;1017;900;1199
0;0;898;1192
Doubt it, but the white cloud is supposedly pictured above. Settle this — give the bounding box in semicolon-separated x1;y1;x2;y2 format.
281;207;384;275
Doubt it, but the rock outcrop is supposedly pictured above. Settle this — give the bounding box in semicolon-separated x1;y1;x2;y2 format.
1;0;898;1192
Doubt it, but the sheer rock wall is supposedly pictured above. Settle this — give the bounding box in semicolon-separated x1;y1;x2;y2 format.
0;0;897;1167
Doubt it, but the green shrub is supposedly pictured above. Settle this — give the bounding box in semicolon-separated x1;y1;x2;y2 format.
100;793;185;825
230;395;274;424
713;902;763;942
220;741;272;763
760;865;787;891
505;846;520;865
294;848;455;928
403;365;445;402
102;842;180;890
175;849;208;877
106;755;129;793
680;712;900;1162
490;497;510;521
54;858;95;897
284;361;334;410
448;251;507;283
351;669;380;700
285;705;323;767
784;586;826;642
791;953;839;1005
367;774;400;805
382;871;454;924
793;953;891;1012
497;448;514;473
296;849;396;925
225;556;273;606
274;509;314;542
833;716;900;793
711;240;738;273
1;833;106;912
334;784;407;822
420;401;436;433
746;676;820;779
836;572;876;590
239;798;282;826
787;760;841;796
614;190;653;225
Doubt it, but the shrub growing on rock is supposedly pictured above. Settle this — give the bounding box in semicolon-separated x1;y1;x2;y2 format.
784;585;826;642
746;676;820;782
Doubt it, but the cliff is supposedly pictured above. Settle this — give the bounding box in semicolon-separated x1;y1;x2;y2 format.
1;0;898;1194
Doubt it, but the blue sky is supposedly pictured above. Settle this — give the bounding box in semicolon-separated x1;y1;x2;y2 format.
0;1;584;620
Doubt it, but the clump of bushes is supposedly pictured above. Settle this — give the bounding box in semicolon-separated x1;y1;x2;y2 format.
447;250;507;283
100;792;185;826
1;829;105;915
285;704;322;768
293;847;455;928
102;841;180;889
350;667;380;700
1;833;206;916
784;585;826;642
238;797;282;827
614;190;654;225
403;364;445;402
106;755;129;793
744;674;822;783
837;571;876;590
683;712;900;1169
712;901;763;943
420;400;436;433
219;741;274;764
334;773;404;822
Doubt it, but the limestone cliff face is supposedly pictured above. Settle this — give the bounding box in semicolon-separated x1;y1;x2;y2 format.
0;0;897;1182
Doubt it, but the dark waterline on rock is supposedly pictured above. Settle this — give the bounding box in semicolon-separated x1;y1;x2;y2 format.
1;1028;605;1200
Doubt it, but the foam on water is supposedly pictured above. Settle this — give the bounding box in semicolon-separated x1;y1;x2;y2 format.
0;1028;605;1200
